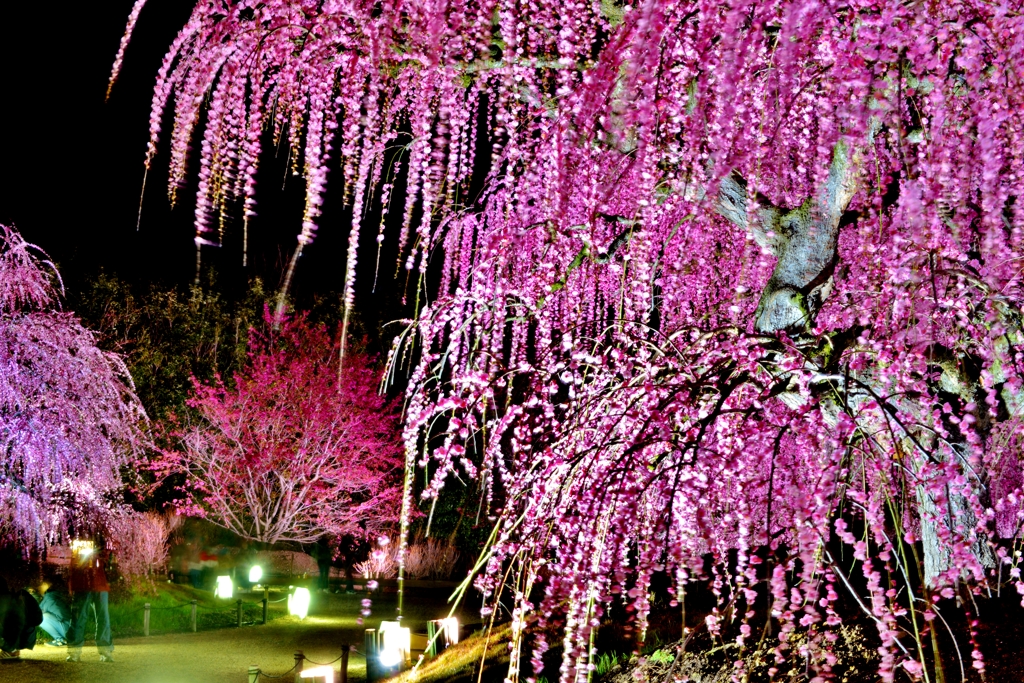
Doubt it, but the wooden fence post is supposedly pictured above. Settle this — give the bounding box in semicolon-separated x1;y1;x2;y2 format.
293;650;305;683
364;629;377;683
262;597;269;625
340;644;350;683
248;665;260;683
143;603;150;637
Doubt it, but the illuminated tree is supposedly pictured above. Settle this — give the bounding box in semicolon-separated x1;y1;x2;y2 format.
122;1;1024;679
157;313;402;544
0;225;147;544
107;511;171;591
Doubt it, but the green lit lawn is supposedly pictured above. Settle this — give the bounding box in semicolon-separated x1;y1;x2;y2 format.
50;583;292;640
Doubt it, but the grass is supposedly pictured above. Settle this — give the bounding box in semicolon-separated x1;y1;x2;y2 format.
381;619;670;683
390;624;514;683
51;583;292;641
385;625;653;683
592;651;625;676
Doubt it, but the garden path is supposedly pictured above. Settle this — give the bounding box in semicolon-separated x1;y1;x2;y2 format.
0;611;363;683
0;590;471;683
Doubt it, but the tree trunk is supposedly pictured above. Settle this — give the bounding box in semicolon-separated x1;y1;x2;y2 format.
713;137;995;585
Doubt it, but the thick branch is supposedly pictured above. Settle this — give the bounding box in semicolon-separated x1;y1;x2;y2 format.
713;139;861;333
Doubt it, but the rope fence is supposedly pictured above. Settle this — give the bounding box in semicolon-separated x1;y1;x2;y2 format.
248;648;352;683
128;593;286;637
304;653;346;666
249;662;299;680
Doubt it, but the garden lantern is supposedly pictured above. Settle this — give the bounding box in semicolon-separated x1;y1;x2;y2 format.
288;586;311;619
299;665;335;683
378;621;410;669
215;575;233;599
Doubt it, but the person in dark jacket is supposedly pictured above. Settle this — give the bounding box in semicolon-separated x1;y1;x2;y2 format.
66;539;113;663
312;535;334;593
0;578;44;659
36;577;71;646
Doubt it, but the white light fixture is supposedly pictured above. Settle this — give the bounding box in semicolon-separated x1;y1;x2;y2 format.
289;586;311;619
439;617;459;646
215;575;233;599
249;565;263;584
299;665;335;683
378;621;411;669
427;617;459;656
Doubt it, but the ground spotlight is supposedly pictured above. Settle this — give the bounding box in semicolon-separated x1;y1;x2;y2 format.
289;586;311;619
299;665;335;682
378;620;411;669
215;575;233;599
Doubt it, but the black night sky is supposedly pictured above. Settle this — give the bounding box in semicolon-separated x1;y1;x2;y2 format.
0;2;414;327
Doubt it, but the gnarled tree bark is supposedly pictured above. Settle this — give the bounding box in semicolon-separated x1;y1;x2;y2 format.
711;138;995;586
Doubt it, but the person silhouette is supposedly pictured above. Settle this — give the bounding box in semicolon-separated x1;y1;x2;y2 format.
66;538;113;663
35;576;71;646
0;578;43;659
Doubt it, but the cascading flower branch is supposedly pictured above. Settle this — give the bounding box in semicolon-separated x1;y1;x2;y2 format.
0;225;149;545
113;0;612;318
126;0;1024;680
393;3;1024;682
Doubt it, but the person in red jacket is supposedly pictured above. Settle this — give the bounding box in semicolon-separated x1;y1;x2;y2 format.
66;538;113;663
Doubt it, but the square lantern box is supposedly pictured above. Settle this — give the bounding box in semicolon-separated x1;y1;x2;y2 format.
299;665;335;683
365;621;411;679
379;621;411;668
289;586;311;619
426;617;459;657
215;575;234;599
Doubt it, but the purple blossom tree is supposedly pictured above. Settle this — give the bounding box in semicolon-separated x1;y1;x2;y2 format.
0;225;148;545
120;2;1024;680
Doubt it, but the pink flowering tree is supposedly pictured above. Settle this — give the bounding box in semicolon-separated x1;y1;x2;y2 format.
107;511;172;592
156;313;402;545
0;225;148;545
121;1;1024;680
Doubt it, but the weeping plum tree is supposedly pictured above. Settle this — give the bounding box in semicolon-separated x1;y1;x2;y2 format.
116;1;1024;680
0;225;148;544
156;313;402;545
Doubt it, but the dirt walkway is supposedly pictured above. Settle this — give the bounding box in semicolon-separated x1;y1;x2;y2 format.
0;603;367;683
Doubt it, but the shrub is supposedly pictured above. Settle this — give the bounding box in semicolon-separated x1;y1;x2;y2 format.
355;538;398;579
403;538;460;580
254;550;319;577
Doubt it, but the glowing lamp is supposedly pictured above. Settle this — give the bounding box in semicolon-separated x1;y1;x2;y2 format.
427;617;459;656
299;665;335;683
438;617;459;646
71;539;95;561
215;575;233;599
289;586;311;619
378;621;411;669
249;565;263;584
